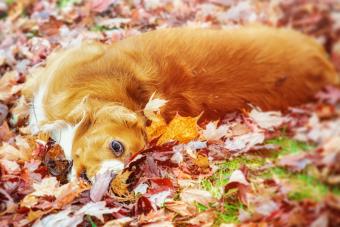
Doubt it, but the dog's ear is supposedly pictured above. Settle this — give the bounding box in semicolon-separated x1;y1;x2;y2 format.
68;96;95;138
95;105;139;128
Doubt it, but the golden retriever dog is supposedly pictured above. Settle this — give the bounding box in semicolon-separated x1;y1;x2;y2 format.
23;25;339;181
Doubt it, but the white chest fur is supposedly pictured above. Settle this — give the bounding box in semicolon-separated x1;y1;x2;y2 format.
29;84;76;163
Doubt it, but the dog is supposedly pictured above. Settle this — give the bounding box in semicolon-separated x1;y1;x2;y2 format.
22;25;339;181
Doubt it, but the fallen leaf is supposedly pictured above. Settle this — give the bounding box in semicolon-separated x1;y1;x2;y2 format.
0;121;14;142
146;115;167;142
0;142;30;161
185;210;216;226
157;114;201;145
194;154;210;168
279;153;311;171
180;188;216;206
144;94;168;121
164;200;196;216
90;0;115;13
201;121;229;140
90;170;114;202
110;171;131;197
0;71;22;103
224;132;265;152
0;103;8;125
249;108;284;130
315;86;340;105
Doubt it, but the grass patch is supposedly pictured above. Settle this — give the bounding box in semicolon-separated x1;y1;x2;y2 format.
265;167;335;201
266;137;314;157
215;203;241;224
201;156;265;198
57;0;77;8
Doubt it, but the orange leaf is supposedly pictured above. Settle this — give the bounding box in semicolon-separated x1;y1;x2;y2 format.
157;114;201;145
194;154;210;168
110;171;131;197
145;115;167;142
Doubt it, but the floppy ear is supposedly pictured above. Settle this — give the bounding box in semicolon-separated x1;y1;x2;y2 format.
93;104;140;128
69;96;95;138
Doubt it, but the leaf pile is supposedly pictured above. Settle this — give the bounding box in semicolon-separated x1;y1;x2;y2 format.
1;0;340;226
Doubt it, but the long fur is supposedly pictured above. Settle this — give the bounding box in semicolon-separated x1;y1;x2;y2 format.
23;25;339;179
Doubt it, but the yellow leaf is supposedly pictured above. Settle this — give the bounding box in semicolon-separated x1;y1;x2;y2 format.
27;209;51;222
110;171;131;197
157;114;201;145
145;115;167;142
21;195;38;208
194;154;210;168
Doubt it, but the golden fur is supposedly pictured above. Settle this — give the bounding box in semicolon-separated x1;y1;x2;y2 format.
23;26;339;179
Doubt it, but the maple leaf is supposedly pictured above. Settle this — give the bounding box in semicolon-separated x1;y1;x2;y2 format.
249;108;284;131
315;86;340;104
194;154;210;168
0;71;22;104
201;121;229;140
144;94;168;122
110;171;131;197
180;188;216;206
0;103;8;125
90;0;115;13
164;200;196;216
0;121;14;142
145;115;167;142
157;114;201;145
185;210;216;226
90;170;114;202
0;142;31;161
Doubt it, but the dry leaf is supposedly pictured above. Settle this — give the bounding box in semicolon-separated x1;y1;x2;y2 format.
194;154;210;168
201;121;229;140
0;71;21;103
157;114;201;145
146;115;167;142
144;94;168;121
27;209;51;222
164;201;196;216
110;171;131;197
180;188;216;206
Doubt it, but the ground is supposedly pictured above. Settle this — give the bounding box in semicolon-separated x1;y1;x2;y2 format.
0;1;340;226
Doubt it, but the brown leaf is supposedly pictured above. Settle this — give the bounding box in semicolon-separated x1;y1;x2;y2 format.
0;103;8;125
0;71;22;104
165;200;196;216
39;16;64;37
90;0;115;13
0;121;14;142
185;210;216;226
180;188;216;206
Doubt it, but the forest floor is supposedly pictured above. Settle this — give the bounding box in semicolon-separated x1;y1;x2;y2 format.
0;1;340;226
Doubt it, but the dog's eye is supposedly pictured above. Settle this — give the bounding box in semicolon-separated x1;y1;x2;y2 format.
110;140;125;157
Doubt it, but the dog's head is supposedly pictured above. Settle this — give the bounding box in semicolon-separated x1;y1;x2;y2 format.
71;99;146;181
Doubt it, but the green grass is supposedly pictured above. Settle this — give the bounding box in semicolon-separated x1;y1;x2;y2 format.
201;156;265;199
215;203;242;224
5;0;14;4
266;136;314;157
200;157;264;224
57;0;77;8
266;167;339;201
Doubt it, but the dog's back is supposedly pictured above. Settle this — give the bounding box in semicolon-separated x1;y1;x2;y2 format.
116;26;338;119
